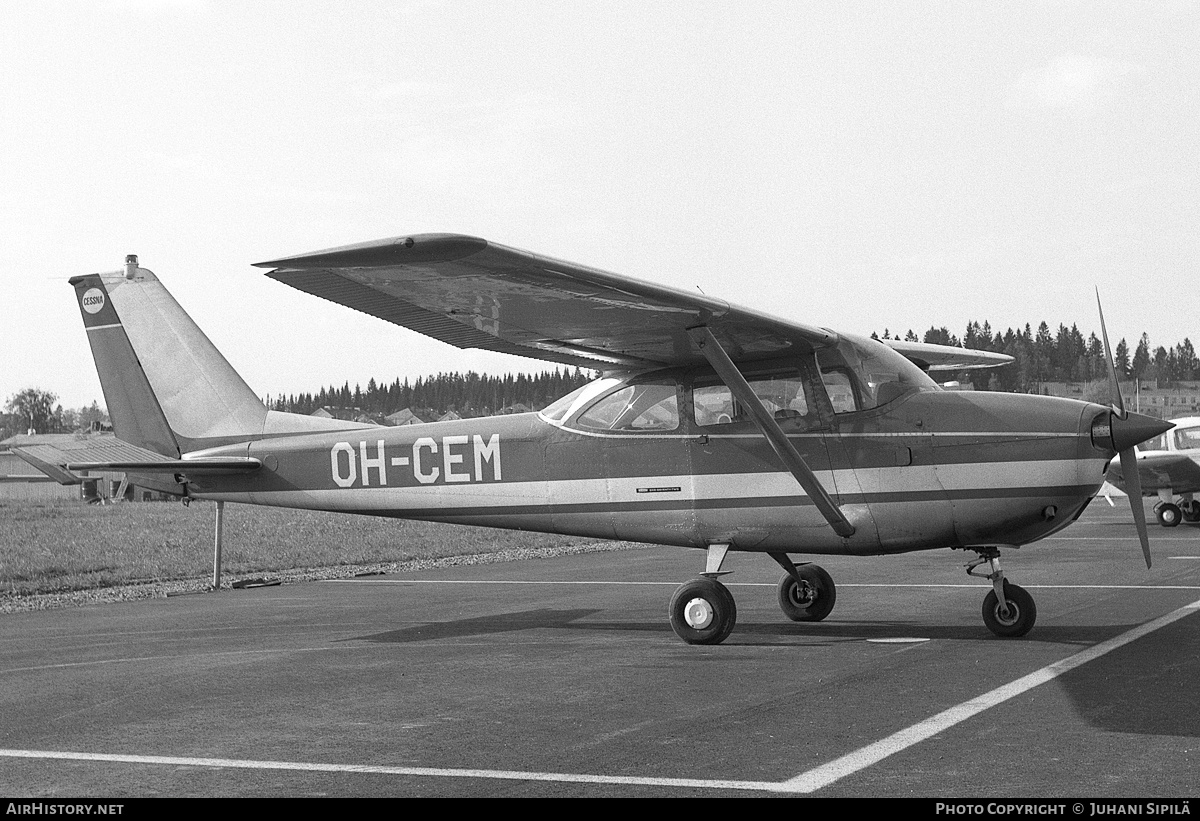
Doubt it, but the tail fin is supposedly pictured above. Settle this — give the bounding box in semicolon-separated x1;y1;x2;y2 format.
71;256;269;455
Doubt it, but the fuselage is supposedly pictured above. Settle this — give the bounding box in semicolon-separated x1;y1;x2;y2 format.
186;376;1112;557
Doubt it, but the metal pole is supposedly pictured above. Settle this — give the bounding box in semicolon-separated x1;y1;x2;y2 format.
212;500;224;590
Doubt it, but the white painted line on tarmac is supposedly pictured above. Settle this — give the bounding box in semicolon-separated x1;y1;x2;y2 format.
325;579;680;585
778;595;1200;794
1047;536;1198;540
326;579;1200;590
0;749;779;794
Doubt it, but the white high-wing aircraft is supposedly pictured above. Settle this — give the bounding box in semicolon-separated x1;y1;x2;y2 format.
1107;415;1200;527
14;236;1171;645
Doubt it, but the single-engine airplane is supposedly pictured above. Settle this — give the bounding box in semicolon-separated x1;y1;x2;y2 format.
1107;415;1200;528
15;235;1172;644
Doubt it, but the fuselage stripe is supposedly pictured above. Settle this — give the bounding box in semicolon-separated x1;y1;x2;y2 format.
213;484;1098;520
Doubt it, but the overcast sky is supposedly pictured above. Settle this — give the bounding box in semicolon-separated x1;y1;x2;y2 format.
2;1;1197;410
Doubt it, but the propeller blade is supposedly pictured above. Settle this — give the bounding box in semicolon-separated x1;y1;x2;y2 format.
1119;447;1152;569
1097;290;1156;567
1096;289;1126;418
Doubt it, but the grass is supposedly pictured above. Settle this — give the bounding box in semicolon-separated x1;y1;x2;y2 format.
0;498;605;602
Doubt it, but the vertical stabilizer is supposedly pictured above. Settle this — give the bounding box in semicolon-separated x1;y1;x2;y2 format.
70;258;269;454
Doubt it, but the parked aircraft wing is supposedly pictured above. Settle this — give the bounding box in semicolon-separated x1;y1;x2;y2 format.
883;340;1013;372
1106;452;1200;497
256;234;836;370
11;438;260;485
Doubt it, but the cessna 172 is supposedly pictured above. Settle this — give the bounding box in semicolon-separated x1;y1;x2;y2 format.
1107;415;1200;528
15;235;1172;645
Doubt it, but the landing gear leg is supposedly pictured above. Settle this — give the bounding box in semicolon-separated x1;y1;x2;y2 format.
769;552;837;622
966;547;1036;638
668;544;737;645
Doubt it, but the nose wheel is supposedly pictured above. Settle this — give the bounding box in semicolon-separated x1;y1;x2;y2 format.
1156;502;1182;528
982;580;1037;637
967;547;1037;638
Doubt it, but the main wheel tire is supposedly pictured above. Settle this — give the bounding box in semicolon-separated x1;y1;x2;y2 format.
982;581;1037;638
1180;501;1200;523
1157;503;1182;528
777;564;837;622
669;578;737;645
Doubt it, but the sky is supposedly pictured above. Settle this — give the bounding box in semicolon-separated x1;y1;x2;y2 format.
2;1;1197;411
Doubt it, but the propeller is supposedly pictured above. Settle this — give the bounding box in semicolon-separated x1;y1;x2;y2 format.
1096;290;1172;568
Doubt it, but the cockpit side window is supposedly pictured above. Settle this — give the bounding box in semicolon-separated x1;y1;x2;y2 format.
819;369;858;413
1139;432;1170;452
816;334;936;414
576;381;680;432
1174;427;1200;451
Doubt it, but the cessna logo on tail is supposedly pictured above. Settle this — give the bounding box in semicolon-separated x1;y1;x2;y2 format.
330;434;502;488
81;288;106;314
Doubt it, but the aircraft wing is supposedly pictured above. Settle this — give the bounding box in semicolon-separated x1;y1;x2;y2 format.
255;234;837;370
1106;451;1200;497
11;438;260;485
883;340;1013;372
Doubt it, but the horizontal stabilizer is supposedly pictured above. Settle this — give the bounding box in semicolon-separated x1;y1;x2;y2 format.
9;447;84;485
11;436;260;485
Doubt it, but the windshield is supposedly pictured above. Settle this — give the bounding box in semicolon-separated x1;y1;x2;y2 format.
816;333;937;413
576;381;680;431
539;378;623;422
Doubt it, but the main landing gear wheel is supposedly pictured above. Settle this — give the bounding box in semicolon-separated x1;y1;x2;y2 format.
1181;500;1200;523
777;564;837;622
668;577;737;645
982;580;1037;638
1157;503;1183;528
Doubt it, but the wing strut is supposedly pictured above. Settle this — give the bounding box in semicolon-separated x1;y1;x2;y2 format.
688;327;855;538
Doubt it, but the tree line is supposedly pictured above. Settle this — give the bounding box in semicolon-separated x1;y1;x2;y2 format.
1;390;109;440
7;321;1198;438
878;322;1198;393
264;367;595;420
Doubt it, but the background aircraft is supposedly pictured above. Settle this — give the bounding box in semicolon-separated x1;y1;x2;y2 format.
15;235;1171;645
1107;415;1200;527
